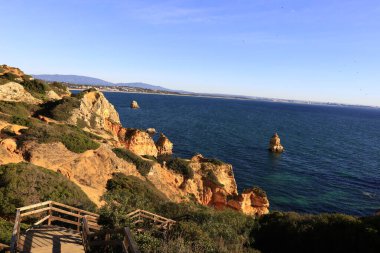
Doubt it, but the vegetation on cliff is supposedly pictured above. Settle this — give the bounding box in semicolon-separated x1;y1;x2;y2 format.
113;148;154;176
0;163;96;216
99;173;257;253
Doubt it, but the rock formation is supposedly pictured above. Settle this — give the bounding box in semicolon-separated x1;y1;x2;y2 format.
68;89;121;131
0;65;271;216
0;64;27;79
122;129;158;156
130;100;140;109
0;82;42;104
269;133;284;153
227;188;270;216
156;133;173;156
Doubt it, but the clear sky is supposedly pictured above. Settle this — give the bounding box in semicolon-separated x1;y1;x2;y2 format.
1;0;380;106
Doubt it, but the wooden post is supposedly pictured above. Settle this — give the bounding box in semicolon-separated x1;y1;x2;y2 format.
48;202;52;225
77;211;80;231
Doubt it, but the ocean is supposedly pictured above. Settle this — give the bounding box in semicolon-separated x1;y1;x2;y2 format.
101;92;380;216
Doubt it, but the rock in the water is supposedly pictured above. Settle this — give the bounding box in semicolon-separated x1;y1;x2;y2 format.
130;100;140;109
269;133;284;153
156;133;173;156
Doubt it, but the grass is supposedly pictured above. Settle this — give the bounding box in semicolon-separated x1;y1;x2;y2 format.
10;116;32;127
20;123;100;153
202;169;224;187
112;148;154;176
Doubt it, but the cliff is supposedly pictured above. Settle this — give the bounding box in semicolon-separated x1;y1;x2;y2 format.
0;65;269;216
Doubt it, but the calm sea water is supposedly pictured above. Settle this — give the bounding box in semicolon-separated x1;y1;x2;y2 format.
100;92;380;216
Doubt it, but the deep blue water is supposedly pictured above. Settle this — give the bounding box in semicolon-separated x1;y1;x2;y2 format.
101;92;380;216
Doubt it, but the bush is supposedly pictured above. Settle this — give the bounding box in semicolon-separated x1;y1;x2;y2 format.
112;148;154;176
0;163;96;216
99;174;169;228
20;123;100;153
10;116;32;127
206;158;225;166
0;218;13;245
166;158;194;179
251;211;380;253
38;96;81;121
21;79;50;100
250;187;267;198
49;82;69;95
0;101;39;118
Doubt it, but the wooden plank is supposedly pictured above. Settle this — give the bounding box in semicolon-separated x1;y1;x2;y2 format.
51;207;82;218
18;201;51;211
50;216;81;226
21;207;50;217
140;210;176;223
34;215;51;226
51;201;99;217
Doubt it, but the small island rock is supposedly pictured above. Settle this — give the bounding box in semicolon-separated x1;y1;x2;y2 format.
130;100;140;109
269;133;284;153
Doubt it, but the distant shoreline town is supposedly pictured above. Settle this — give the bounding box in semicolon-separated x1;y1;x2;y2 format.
32;74;379;109
67;83;379;110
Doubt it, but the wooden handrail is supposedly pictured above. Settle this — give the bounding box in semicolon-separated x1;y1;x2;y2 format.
9;209;21;253
123;227;140;253
9;200;99;253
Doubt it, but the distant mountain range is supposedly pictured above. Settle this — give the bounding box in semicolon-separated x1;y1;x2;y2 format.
32;74;175;92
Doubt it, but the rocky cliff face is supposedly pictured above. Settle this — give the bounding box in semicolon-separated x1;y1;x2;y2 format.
0;82;42;104
68;89;121;131
227;188;270;216
0;65;270;216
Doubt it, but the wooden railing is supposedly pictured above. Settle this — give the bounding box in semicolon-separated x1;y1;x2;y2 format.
126;209;176;230
82;215;140;253
9;200;99;253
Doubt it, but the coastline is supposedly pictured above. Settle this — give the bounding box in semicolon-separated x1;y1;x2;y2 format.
69;88;380;110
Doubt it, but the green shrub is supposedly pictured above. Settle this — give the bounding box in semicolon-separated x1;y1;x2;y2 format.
0;163;96;216
38;96;80;121
252;212;380;253
20;123;100;153
0;73;19;82
49;82;69;95
21;79;50;100
10;116;32;127
0;101;39;117
0;218;13;245
112;148;154;176
99;174;169;228
166;158;194;179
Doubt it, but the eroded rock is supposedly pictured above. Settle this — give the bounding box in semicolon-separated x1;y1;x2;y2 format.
269;133;284;153
156;133;173;156
0;82;41;104
227;187;270;216
130;100;140;109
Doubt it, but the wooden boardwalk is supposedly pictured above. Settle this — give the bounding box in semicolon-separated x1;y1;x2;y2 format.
17;225;84;253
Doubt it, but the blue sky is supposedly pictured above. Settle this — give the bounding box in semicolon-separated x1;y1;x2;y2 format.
1;0;380;106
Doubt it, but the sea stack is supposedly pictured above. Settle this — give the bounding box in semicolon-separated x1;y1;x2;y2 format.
269;133;284;153
130;100;140;109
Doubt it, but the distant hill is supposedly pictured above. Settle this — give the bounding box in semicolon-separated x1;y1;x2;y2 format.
33;74;176;92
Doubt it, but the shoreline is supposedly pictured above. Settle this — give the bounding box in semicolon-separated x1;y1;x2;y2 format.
69;88;380;110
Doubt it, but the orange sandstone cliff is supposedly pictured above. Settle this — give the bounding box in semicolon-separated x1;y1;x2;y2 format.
0;65;269;215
